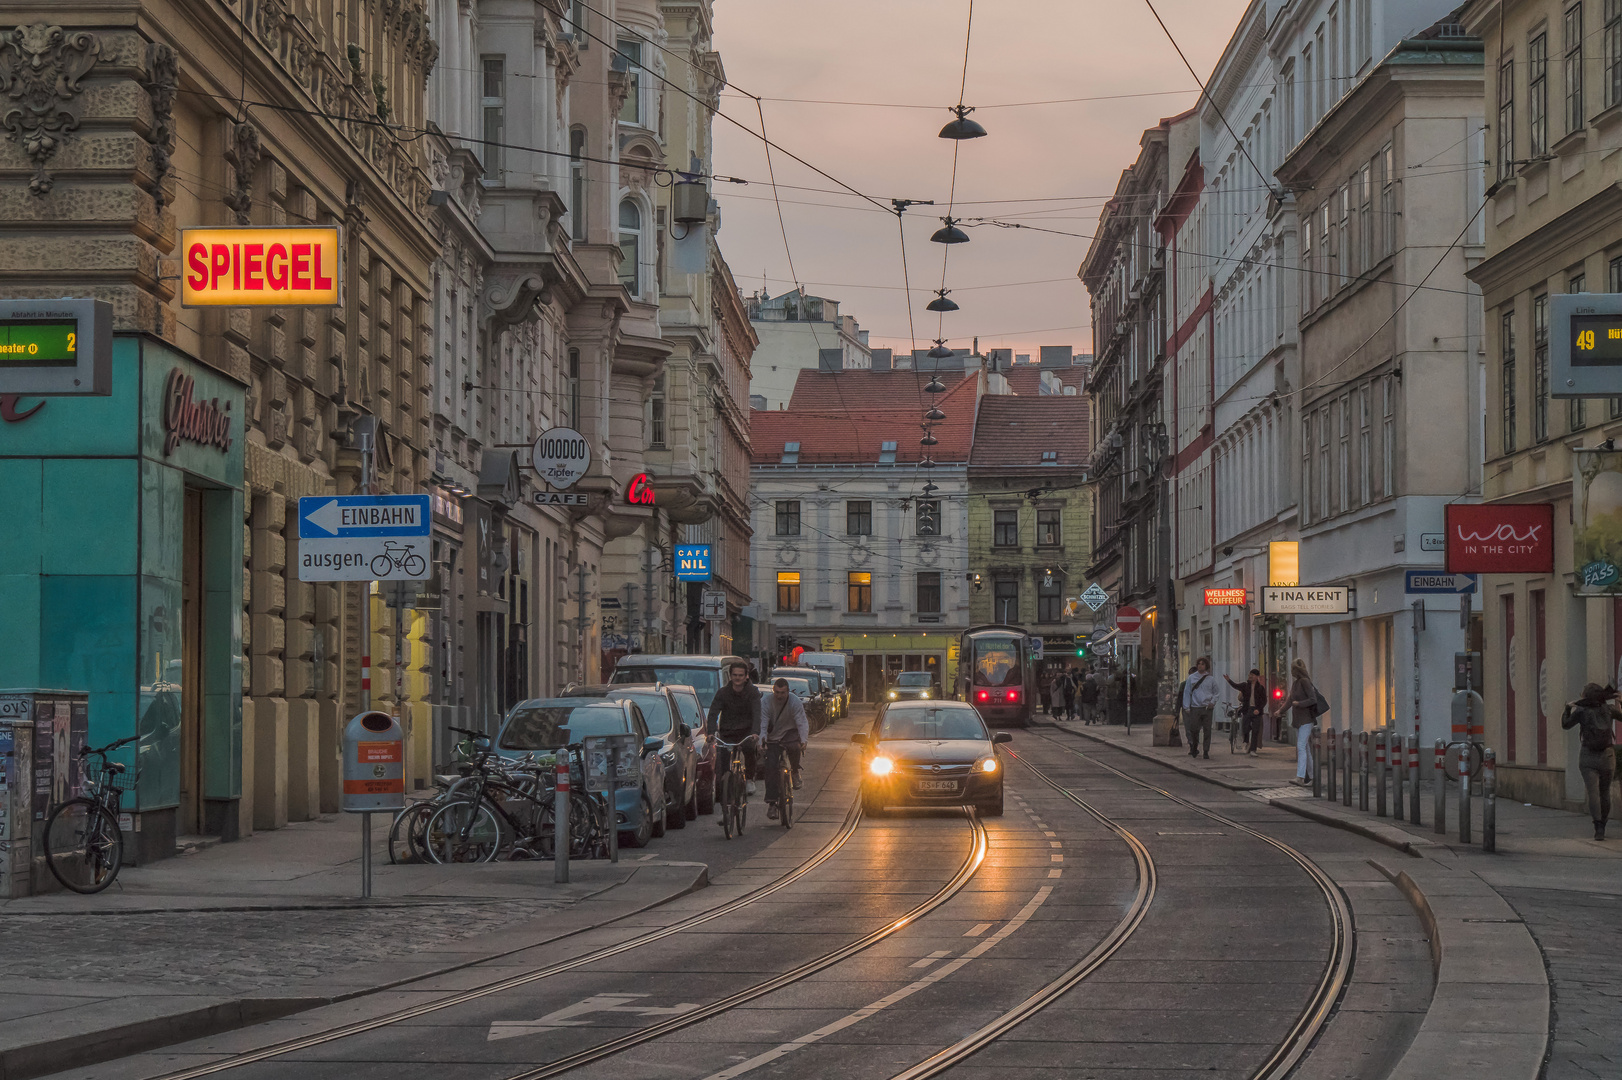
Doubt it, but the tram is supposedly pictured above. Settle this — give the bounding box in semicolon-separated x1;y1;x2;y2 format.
956;624;1036;727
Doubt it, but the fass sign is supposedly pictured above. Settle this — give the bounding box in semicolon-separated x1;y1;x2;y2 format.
181;227;341;307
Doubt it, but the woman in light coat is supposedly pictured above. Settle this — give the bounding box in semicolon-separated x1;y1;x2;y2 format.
1273;658;1320;785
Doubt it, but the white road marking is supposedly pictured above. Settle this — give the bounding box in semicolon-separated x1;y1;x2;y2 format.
1044;830;1057;837
1049;841;1062;848
909;950;952;968
963;923;993;937
1051;854;1064;862
487;994;700;1041
1048;868;1062;878
700;886;1057;1080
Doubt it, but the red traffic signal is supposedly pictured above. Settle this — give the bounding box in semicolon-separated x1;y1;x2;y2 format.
1272;687;1285;699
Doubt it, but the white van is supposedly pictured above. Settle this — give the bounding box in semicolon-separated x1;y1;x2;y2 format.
796;652;850;713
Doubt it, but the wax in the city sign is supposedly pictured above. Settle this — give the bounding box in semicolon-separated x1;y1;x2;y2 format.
530;426;591;489
675;544;711;581
1262;586;1350;614
297;495;431;581
1444;504;1554;574
181;227;341;307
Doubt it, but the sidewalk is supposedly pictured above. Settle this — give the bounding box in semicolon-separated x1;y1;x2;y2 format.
1053;717;1621;1080
0;810;708;1079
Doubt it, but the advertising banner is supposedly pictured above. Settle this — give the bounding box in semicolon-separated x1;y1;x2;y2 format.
181;226;341;307
1574;449;1622;593
1445;503;1555;574
1262;586;1350;614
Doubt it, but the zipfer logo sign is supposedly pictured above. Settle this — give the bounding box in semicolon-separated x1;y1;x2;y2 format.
1445;504;1554;573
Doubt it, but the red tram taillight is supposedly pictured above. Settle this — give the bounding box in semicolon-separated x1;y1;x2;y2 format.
1005;689;1020;703
976;690;991;702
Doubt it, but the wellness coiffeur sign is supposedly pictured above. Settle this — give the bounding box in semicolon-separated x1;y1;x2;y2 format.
181;227;341;307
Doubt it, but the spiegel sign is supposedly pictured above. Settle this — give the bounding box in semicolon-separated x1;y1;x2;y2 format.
182;227;341;307
1445;504;1554;574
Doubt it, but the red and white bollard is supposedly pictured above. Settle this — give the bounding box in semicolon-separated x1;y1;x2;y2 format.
554;757;571;884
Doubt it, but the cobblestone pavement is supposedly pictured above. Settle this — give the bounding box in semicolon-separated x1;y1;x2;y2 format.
0;896;563;993
1500;886;1622;1080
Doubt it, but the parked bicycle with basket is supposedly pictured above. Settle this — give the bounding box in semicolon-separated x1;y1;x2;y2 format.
44;735;137;894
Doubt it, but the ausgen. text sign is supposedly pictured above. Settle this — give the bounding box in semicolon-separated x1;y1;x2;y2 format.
297;495;431;581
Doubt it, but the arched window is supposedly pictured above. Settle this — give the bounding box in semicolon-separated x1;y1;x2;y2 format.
570;128;587;241
619;200;641;294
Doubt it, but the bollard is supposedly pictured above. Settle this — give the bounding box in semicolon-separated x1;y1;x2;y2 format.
1457;742;1472;845
1393;730;1406;822
1433;739;1447;835
1344;728;1355;807
554;756;570;884
1408;736;1421;825
1375;729;1388;818
1326;729;1338;803
1482;748;1497;853
360;812;372;899
1359;731;1370;811
1313;726;1324;798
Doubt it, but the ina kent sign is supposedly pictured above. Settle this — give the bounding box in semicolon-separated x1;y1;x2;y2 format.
181;227;341;307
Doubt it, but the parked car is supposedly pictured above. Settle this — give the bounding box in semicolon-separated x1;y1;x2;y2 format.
885;670;938;703
502;694;668;847
851;700;1010;817
594;684;697;828
811;665;849;717
607;654;745;712
797;651;850;714
666;684;715;815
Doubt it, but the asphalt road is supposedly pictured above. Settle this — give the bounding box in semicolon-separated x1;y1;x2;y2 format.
54;715;1434;1080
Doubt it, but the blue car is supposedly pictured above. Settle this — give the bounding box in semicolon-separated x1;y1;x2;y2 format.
495;697;668;848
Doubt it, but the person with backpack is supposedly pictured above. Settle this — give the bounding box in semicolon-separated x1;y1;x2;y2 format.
1561;683;1619;840
1273;658;1324;786
1181;657;1219;758
1079;670;1100;724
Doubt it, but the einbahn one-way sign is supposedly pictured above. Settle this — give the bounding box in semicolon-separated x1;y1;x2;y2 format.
297;495;431;582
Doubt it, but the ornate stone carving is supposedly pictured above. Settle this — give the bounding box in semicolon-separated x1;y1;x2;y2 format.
0;24;101;195
483;269;551;328
142;42;178;209
223;121;262;224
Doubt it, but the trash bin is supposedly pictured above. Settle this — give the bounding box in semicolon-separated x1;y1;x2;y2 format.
0;689;88;896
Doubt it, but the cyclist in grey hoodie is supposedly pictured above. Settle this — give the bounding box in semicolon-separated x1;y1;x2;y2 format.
762;679;810;821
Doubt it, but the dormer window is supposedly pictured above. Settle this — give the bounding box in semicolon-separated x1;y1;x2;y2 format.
781;441;800;464
879;441;897;464
1040;450;1058;464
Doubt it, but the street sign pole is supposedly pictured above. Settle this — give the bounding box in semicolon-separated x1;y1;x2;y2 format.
356;419;374;712
607;744;619;864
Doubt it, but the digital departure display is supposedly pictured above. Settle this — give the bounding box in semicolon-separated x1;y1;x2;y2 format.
1569;313;1622;366
0;319;78;368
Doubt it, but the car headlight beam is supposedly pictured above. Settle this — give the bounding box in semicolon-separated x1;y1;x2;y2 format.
887;691;897;699
869;756;895;776
979;756;999;773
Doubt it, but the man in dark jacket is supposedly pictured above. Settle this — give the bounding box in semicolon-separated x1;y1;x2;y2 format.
1225;668;1268;756
1562;683;1619;840
1079;671;1100;724
707;661;762;809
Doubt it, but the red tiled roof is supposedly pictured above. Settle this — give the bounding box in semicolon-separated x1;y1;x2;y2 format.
787;368;971;411
968;395;1092;470
751;376;978;465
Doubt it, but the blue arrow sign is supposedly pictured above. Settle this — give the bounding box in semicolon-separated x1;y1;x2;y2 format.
298;495;431;539
1405;571;1477;594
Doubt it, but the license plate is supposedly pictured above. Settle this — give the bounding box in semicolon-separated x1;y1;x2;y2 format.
914;779;957;792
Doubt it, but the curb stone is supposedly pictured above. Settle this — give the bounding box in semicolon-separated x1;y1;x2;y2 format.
1268;795;1431;858
1050;721;1275;791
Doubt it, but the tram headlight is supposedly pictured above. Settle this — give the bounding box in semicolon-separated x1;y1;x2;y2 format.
869;756;895;777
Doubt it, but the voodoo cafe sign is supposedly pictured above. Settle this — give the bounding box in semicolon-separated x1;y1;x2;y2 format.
181;227;341;307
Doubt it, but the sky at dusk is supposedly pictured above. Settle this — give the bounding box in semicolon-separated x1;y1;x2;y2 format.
710;0;1252;361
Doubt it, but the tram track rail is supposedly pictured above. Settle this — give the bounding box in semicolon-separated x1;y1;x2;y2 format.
148;794;871;1080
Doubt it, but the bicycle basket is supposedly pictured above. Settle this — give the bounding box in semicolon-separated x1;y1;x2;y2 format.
104;771;139;793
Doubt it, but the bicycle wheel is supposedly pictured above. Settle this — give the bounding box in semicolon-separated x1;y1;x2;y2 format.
402;553;426;576
370;553;393;576
424;799;503;863
45;798;124;894
388;802;435;864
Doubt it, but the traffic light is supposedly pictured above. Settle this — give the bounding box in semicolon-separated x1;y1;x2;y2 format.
1074;633;1090;659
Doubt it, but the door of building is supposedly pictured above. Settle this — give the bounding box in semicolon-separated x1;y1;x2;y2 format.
180;487;205;836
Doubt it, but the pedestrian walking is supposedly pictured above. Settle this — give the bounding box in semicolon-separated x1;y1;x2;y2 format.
1061;667;1078;722
1561;683;1619;840
1039;670;1054;717
1181;657;1218;758
1224;668;1267;756
1273;658;1325;785
1079;671;1100;725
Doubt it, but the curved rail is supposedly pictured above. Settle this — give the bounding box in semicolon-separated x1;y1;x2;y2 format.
884;751;1156;1080
1032;731;1354;1080
151;791;870;1080
502;808;990;1080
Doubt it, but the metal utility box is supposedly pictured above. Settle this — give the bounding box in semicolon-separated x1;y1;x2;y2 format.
0;689;88;896
672;181;709;224
342;711;405;813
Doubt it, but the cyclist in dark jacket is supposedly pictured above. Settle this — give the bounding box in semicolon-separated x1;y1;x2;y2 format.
707;661;762;805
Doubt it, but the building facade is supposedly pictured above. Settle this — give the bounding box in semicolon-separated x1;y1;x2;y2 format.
749;370;978;701
746;289;872;410
1462;0;1622;810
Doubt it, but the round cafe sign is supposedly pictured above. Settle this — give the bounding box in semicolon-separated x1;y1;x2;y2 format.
530;427;591;489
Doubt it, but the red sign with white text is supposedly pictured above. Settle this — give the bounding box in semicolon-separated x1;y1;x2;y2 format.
1445;504;1555;573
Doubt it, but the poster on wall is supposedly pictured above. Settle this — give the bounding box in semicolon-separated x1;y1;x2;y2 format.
1574;448;1622;594
1445;503;1555;574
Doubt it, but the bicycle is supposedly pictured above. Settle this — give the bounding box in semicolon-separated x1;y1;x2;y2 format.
765;740;794;830
370;541;426;578
44;735;138;894
712;733;757;839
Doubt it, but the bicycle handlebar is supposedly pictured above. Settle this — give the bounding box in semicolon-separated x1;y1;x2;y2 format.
712;734;759;750
80;735;138;758
448;726;490;739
